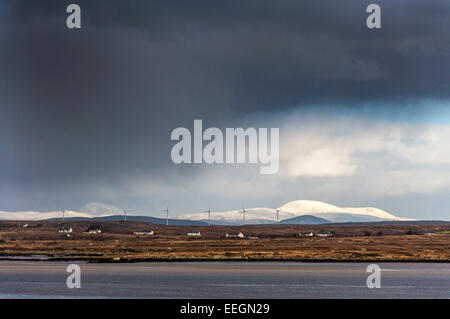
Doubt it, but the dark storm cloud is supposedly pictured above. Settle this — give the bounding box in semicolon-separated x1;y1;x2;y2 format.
1;0;450;210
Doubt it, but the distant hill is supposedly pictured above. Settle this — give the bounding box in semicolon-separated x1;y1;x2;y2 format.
280;215;331;225
46;215;208;226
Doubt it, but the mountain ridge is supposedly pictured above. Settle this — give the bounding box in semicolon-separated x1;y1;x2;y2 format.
0;200;415;224
177;200;413;225
46;215;208;226
280;215;331;225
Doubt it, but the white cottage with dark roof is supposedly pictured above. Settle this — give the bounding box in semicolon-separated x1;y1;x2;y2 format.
187;230;201;237
134;230;154;236
59;226;73;233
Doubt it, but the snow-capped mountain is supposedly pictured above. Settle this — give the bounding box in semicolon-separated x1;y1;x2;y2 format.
0;210;103;221
176;200;413;225
279;200;404;221
179;208;290;225
0;202;120;221
0;200;413;224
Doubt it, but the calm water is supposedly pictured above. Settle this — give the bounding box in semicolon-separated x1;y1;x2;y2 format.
0;262;448;299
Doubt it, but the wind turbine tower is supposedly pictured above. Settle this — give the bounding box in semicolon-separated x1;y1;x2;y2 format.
123;209;127;222
241;206;247;224
163;206;169;226
275;208;280;224
205;208;212;226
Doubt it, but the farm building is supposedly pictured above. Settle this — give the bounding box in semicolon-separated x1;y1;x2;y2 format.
299;231;332;237
86;225;102;234
134;230;154;236
59;226;73;233
225;232;245;239
316;232;333;237
187;231;201;237
299;232;314;237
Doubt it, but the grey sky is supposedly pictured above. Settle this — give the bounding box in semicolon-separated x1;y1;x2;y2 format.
1;0;450;220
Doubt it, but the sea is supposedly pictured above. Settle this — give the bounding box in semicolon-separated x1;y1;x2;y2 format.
0;261;448;299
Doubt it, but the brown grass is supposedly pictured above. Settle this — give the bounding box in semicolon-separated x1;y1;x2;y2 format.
0;221;449;262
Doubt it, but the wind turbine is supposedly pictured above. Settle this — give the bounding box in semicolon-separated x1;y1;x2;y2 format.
163;206;169;226
205;207;212;226
62;209;65;223
275;208;280;224
241;205;247;224
123;209;127;222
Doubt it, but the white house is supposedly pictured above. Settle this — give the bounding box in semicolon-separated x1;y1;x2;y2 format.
225;232;245;239
134;230;154;236
187;231;201;237
299;232;314;237
59;227;73;233
316;231;332;237
88;229;102;234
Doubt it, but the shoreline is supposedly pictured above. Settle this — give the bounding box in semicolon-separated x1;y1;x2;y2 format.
1;255;449;264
